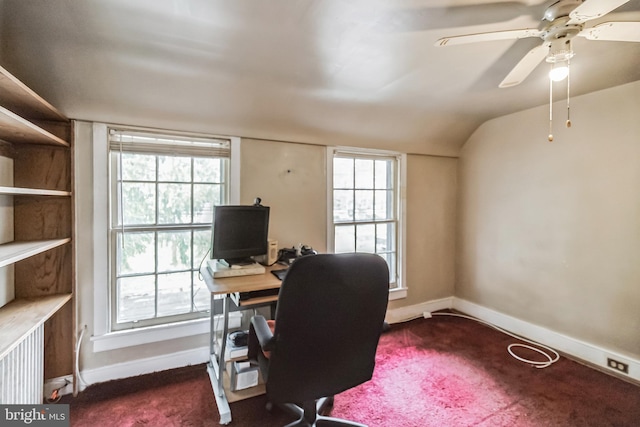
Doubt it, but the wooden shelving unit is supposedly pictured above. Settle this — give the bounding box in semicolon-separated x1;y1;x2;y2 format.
0;63;75;400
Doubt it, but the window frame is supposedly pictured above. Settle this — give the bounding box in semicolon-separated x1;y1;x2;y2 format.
327;147;407;299
108;127;231;330
90;123;241;350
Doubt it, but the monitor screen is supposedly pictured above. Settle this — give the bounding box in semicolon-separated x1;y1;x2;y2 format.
210;205;270;266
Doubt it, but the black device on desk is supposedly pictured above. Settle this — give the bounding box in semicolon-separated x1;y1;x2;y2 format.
271;268;288;281
271;244;317;280
277;245;317;265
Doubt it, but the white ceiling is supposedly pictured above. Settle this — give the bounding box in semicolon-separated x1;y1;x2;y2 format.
1;0;639;156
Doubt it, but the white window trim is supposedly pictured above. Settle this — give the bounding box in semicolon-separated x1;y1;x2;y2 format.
91;123;241;351
326;146;407;300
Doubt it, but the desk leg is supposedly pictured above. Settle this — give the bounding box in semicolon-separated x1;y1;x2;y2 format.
207;363;231;425
207;293;233;425
218;295;230;392
209;293;216;356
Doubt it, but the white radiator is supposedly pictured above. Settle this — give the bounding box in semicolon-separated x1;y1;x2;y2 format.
0;324;44;404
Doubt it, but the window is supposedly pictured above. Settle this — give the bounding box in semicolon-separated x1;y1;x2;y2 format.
108;128;230;330
330;149;404;289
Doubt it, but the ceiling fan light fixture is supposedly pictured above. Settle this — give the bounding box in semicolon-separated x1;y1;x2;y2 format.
549;64;570;81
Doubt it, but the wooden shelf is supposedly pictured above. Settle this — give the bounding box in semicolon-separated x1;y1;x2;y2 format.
0;65;67;122
221;368;265;403
0;294;72;360
0;186;71;197
0;105;69;147
0;239;71;268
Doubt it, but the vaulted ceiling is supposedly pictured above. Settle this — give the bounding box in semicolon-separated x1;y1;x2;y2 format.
1;0;639;156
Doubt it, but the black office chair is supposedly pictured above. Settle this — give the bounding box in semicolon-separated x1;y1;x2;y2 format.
249;253;389;427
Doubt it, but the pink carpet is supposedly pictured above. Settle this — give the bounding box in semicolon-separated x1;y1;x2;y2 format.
65;315;640;426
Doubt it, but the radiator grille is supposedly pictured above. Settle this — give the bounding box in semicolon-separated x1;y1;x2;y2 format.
0;324;44;404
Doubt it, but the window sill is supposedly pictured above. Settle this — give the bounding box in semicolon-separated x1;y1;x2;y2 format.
91;312;242;352
389;287;407;301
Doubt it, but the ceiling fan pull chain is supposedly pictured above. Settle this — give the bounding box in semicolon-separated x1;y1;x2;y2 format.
566;59;572;128
548;65;554;142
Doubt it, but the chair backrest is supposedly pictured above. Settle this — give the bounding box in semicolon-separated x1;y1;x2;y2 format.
266;253;389;404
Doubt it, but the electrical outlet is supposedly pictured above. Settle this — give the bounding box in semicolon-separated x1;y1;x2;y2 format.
607;358;629;374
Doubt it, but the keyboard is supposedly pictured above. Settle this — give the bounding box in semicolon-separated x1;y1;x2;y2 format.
271;268;288;281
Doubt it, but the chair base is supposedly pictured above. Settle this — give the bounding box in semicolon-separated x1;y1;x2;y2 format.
278;397;367;427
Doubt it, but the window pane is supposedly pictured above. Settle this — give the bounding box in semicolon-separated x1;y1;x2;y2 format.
122;153;155;181
158;231;191;272
376;222;395;253
194;184;215;224
335;225;355;253
117;275;156;323
374;190;393;220
211;184;224;208
193;271;211;312
158;156;191;182
379;252;396;286
121;182;156;225
157;272;192;316
354;159;374;189
117;232;155;275
334;190;353;222
334;158;354;188
354;190;374;221
194;230;212;267
194;158;222;183
158;183;191;224
375;159;393;190
356;224;375;253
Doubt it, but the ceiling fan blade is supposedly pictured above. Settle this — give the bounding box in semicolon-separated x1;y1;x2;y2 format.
568;0;631;25
435;28;542;46
499;43;550;88
579;22;640;42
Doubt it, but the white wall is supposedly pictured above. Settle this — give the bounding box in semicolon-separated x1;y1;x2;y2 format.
238;138;328;253
457;81;640;361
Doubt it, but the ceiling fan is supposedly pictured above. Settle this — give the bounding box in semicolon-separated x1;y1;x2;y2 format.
435;0;640;141
435;0;640;89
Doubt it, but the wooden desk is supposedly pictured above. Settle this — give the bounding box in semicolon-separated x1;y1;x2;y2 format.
200;263;283;425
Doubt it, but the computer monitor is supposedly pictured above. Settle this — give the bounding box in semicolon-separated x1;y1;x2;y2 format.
210;204;270;267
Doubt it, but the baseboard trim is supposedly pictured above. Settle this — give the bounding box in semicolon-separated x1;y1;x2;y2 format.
77;346;210;392
386;296;639;384
385;297;453;324
452;298;640;384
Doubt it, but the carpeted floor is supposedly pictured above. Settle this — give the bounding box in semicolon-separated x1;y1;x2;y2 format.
64;315;640;426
